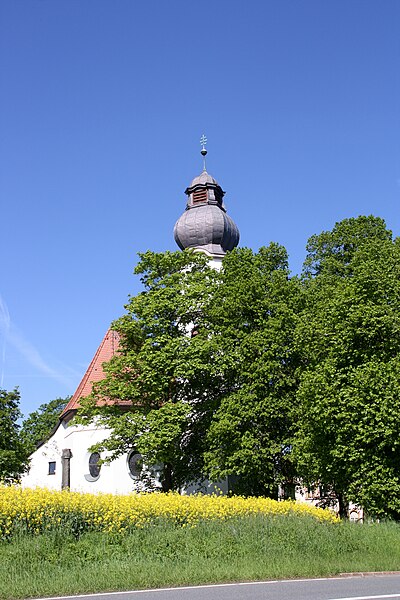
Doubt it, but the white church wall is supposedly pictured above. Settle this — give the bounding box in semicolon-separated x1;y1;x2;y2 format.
21;420;68;490
21;419;149;494
67;423;128;494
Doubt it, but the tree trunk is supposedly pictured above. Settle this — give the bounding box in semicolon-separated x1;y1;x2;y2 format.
161;463;173;492
337;491;348;519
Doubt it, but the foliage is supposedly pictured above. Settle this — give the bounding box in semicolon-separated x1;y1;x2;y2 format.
76;214;400;518
77;249;219;491
295;216;400;518
0;388;28;484
302;215;392;277
20;396;69;453
201;244;302;496
78;245;301;496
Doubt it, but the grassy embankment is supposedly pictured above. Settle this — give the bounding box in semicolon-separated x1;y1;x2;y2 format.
1;487;400;599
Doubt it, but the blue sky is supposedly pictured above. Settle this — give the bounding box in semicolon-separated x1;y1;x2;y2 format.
1;0;399;416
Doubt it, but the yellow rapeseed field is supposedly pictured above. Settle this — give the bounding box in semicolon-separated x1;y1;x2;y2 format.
0;486;338;538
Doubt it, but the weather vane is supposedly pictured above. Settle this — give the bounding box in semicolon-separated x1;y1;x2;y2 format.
200;134;208;171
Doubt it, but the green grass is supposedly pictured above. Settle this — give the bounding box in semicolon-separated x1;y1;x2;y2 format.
1;514;400;599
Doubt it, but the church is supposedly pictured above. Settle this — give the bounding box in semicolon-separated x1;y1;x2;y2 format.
20;143;362;520
21;142;240;494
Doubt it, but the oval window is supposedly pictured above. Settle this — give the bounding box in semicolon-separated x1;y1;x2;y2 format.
128;451;142;478
88;452;101;479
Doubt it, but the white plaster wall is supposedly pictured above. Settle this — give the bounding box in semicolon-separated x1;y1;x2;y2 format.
294;486;364;521
66;423;132;494
21;419;149;494
191;248;223;272
208;256;223;271
21;420;68;490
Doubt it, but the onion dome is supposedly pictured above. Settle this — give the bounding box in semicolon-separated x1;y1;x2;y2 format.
174;139;240;256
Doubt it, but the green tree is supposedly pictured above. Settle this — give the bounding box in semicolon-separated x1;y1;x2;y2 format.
0;388;28;483
202;244;302;497
302;214;392;278
78;245;302;496
295;216;400;518
20;396;69;453
77;249;219;491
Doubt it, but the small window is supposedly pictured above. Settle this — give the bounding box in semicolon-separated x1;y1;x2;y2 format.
88;452;101;479
128;451;142;478
48;461;56;475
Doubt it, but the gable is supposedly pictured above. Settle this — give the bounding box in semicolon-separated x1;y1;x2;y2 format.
61;329;121;418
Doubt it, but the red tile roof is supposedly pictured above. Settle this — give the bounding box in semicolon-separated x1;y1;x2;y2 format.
61;329;121;417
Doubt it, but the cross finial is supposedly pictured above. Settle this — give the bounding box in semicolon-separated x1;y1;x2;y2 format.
200;134;207;171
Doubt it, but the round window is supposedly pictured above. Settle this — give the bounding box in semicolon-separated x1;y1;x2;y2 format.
88;452;101;479
128;451;142;478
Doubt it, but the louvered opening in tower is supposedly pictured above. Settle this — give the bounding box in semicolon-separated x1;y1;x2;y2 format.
214;188;223;204
192;188;207;203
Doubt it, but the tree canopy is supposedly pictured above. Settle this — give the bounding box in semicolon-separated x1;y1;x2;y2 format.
78;245;301;495
20;396;69;454
77;215;400;518
295;216;400;518
0;388;28;483
202;244;302;497
78;249;219;491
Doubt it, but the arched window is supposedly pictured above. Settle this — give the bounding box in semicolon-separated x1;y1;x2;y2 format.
127;450;142;478
88;452;101;479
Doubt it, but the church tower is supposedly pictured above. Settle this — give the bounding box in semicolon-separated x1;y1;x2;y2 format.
174;136;239;268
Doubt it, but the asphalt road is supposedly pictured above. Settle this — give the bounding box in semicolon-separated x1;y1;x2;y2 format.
34;574;400;600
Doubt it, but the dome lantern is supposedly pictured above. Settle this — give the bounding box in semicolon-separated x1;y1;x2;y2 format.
174;138;240;257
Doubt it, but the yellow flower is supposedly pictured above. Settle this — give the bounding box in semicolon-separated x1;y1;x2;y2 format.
0;485;338;539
